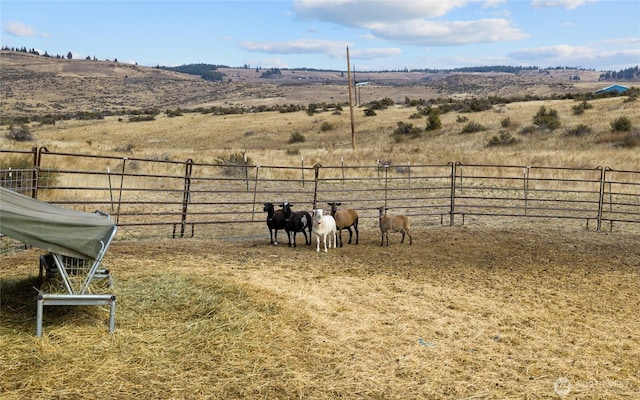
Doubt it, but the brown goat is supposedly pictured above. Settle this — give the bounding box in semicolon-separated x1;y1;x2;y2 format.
328;202;359;247
378;206;412;246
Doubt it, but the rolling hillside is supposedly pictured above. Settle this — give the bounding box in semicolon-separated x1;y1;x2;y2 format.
0;50;620;118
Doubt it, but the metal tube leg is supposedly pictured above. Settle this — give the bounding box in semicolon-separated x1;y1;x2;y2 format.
36;295;44;337
109;296;116;334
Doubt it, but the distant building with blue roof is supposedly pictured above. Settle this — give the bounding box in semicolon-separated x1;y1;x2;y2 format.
594;84;629;94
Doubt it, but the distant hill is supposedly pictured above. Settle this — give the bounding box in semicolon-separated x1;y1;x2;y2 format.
0;50;633;119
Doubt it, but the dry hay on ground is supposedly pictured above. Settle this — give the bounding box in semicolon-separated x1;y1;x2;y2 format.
1;226;639;399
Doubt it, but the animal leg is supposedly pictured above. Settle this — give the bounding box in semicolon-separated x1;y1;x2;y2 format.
407;229;412;245
354;223;359;245
400;230;405;244
305;225;311;245
346;227;353;245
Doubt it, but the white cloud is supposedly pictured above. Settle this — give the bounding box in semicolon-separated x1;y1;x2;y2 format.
483;0;507;7
530;0;597;10
350;47;402;59
599;37;640;47
436;54;513;68
4;21;38;37
240;38;346;55
359;33;376;40
508;43;639;69
368;18;528;45
293;0;527;47
248;57;290;69
240;38;400;61
511;44;594;59
294;0;469;25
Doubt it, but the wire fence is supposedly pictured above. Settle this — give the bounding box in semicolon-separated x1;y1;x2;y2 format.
2;147;639;249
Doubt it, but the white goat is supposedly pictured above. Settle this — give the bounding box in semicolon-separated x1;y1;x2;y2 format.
378;206;412;246
312;209;337;253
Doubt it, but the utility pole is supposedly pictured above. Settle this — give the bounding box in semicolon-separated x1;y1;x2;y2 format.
346;46;356;150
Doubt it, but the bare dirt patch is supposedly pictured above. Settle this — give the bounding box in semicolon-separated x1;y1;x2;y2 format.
1;226;638;399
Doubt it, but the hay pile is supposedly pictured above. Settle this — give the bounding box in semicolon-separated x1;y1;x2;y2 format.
1;226;638;399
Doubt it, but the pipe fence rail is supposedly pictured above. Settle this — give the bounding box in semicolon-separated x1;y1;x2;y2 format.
2;147;639;242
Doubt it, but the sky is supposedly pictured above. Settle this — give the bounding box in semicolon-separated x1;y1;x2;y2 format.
1;0;639;71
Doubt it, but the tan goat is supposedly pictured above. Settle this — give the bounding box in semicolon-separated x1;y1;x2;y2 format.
328;202;359;247
378;206;412;246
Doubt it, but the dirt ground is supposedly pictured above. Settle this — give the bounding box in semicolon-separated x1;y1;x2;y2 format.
1;225;639;399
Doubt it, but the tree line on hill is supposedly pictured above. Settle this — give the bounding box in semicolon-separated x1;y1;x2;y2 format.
599;66;639;81
3;47;638;82
156;63;228;82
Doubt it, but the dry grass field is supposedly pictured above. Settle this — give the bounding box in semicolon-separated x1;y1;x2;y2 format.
2;94;639;173
1;51;640;399
2;52;639;171
2;226;639;399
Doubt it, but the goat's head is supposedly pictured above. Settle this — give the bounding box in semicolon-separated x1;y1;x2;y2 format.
378;206;388;218
327;202;341;215
281;202;293;220
313;208;325;224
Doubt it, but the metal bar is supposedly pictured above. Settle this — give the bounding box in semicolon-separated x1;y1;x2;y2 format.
251;166;260;222
180;159;193;238
37;293;116;337
450;162;456;226
524;166;530;215
116;157;127;225
597;167;606;232
312;163;321;209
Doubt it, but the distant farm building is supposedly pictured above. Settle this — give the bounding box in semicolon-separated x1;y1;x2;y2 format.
594;84;629;94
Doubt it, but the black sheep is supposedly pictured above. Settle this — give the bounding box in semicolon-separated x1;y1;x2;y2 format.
280;202;312;247
263;202;286;245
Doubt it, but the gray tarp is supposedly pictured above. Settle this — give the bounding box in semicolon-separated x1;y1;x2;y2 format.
0;187;115;259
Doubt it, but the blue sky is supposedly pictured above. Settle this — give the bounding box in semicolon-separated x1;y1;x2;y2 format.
1;0;639;71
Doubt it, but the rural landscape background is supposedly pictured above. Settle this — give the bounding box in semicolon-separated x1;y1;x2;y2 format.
1;50;639;399
1;50;639;172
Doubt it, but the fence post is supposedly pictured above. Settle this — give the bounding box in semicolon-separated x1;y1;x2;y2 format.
180;159;193;238
450;162;457;226
34;146;47;199
251;166;260;222
383;164;389;208
596;166;606;232
30;146;38;199
116;157;127;225
312;163;321;209
243;151;249;191
301;156;305;187
524;166;531;215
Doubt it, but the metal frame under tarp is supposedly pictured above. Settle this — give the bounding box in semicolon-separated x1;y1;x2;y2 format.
0;187;118;336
